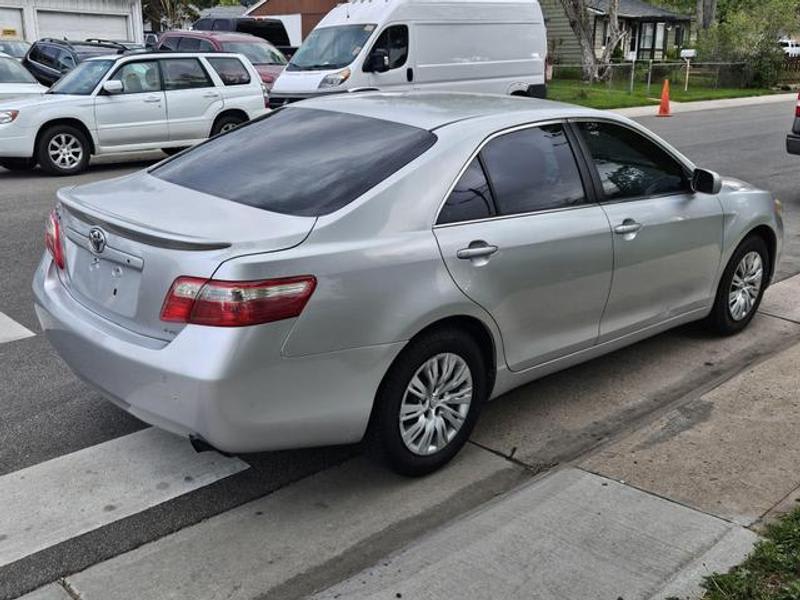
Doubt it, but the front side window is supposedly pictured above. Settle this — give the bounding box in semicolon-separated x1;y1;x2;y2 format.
366;25;408;71
177;37;201;52
207;57;250;85
0;41;29;59
109;61;161;93
0;57;37;84
152;107;437;217
161;58;212;90
49;59;113;95
220;41;286;65
480;124;586;216
438;158;494;225
160;36;180;51
287;24;376;71
576;121;688;201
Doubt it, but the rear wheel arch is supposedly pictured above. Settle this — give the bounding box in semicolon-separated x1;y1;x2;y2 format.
36;118;96;156
210;109;249;136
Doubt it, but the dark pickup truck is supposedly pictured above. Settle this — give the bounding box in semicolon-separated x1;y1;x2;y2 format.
192;16;297;58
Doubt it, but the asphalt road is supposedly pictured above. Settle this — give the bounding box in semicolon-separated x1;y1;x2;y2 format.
0;98;797;599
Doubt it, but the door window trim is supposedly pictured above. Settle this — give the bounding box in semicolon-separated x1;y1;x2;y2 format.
433;119;599;228
566;117;695;205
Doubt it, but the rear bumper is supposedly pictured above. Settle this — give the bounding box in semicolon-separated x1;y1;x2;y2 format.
32;256;403;453
787;132;800;155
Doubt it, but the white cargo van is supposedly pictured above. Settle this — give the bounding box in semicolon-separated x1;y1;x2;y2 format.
269;0;547;107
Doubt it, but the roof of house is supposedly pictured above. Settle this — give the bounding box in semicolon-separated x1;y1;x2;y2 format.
589;0;691;21
198;5;248;19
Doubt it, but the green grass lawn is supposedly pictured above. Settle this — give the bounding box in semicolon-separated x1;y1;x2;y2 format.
548;79;778;110
697;507;800;600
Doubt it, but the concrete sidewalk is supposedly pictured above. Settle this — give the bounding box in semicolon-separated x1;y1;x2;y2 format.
317;275;800;600
612;92;796;118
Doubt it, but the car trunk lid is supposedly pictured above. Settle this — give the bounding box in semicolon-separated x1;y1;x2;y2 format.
56;171;316;341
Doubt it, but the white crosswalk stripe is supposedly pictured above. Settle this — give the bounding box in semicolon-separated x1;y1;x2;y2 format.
0;428;248;568
0;312;35;344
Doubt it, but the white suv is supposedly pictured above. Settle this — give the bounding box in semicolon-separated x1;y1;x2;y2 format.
0;52;268;175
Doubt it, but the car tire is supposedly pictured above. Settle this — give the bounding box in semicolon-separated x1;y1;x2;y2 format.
706;235;770;335
161;147;187;156
0;158;36;171
365;328;488;476
210;114;246;137
36;125;90;176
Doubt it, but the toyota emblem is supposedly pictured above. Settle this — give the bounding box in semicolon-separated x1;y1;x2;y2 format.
88;227;107;254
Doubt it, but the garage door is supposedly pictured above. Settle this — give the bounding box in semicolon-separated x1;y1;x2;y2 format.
37;11;129;41
0;7;24;38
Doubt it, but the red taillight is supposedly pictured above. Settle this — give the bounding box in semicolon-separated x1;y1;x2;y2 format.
795;93;800;118
160;275;316;327
45;208;65;270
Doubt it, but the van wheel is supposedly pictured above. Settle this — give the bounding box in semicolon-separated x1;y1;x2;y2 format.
37;125;90;176
365;328;487;476
161;147;187;156
211;114;246;137
0;158;36;171
706;235;769;335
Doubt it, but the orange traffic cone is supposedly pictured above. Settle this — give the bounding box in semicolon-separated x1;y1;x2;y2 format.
657;79;672;117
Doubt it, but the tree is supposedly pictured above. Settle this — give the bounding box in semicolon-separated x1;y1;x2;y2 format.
559;0;626;81
142;0;198;31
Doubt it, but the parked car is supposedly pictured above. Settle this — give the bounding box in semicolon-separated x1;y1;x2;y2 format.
192;15;294;57
32;92;783;475
269;0;547;108
157;31;286;89
787;92;800;155
0;52;47;100
0;52;267;175
0;39;30;61
780;38;800;57
22;38;130;86
144;31;159;48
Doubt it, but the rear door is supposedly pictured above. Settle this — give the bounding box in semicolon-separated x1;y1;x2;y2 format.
573;120;724;340
434;123;613;371
160;57;223;141
94;59;168;147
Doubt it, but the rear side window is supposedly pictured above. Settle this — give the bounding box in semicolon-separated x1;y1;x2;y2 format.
576;121;688;200
152;107;437;217
176;37;201;51
207;57;250;85
160;36;180;51
161;58;212;89
438;158;494;225
480;124;586;216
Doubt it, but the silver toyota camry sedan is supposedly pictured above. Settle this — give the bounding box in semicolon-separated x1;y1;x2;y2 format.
33;92;783;475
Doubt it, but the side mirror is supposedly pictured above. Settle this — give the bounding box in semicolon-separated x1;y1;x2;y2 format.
102;80;124;95
691;168;722;195
365;48;390;73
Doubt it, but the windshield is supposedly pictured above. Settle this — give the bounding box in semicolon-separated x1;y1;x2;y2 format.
49;60;113;95
287;24;375;71
221;41;286;65
0;57;37;84
0;41;29;59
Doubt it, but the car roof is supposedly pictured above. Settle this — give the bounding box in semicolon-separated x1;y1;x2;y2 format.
294;91;608;131
83;51;249;62
162;30;266;43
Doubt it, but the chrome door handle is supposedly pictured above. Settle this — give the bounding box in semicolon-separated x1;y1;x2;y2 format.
144;96;161;103
457;244;498;259
614;221;643;235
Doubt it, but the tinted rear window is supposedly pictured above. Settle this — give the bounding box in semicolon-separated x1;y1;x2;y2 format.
152;107;437;216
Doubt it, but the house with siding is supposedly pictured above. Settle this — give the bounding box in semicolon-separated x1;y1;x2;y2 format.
541;0;691;64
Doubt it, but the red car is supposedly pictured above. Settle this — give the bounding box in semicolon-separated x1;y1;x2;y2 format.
157;30;286;89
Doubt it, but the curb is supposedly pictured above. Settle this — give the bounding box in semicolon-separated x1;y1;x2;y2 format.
609;92;796;117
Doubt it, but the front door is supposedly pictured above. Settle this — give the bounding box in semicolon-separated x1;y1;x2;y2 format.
364;24;412;90
94;60;168;148
573;120;724;340
434;123;613;371
160;57;223;142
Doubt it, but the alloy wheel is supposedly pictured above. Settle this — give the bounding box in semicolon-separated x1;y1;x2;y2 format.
399;353;473;456
47;134;83;170
728;251;763;321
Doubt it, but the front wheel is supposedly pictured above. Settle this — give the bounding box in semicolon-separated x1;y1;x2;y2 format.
706;235;770;335
36;125;90;176
366;328;488;476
